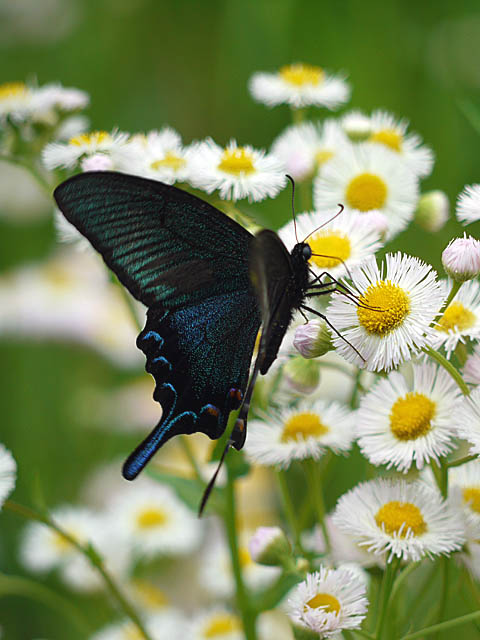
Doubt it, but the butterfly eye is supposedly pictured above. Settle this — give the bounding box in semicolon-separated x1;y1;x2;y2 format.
302;244;312;260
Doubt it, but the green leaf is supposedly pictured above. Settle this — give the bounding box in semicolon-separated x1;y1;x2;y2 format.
147;469;226;515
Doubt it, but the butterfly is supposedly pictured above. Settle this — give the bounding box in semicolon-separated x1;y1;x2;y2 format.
54;171;346;490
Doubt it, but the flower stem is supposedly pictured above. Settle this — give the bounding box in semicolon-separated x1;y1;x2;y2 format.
423;346;470;396
434;281;462;323
276;468;302;552
223;468;257;640
447;454;477;469
3;500;153;640
400;610;480;639
303;459;330;554
375;556;400;639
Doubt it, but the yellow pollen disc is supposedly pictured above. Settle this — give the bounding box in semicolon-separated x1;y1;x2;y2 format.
463;487;480;514
52;531;75;552
136;507;168;529
357;281;410;335
437;302;476;333
69;131;110;147
281;412;329;443
370;129;403;152
204;614;242;638
375;501;427;537
389;392;436;441
218;147;255;175
279;63;324;87
124;624;144;640
305;593;341;615
151;151;186;172
345;172;388;212
132;580;168;608
315;149;334;166
309;232;351;269
0;81;27;99
238;546;253;568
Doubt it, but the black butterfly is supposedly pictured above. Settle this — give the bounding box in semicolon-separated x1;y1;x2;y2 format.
54;171;345;488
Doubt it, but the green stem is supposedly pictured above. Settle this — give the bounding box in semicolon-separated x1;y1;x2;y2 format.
430;460;448;498
447;454;477;469
435;556;449;635
291;107;307;125
0;572;91;634
400;611;480;639
3;500;152;640
389;561;421;603
434;281;462;323
375;556;400;640
223;468;257;640
303;459;330;554
179;435;203;481
352;630;377;640
423;346;470;396
276;468;302;551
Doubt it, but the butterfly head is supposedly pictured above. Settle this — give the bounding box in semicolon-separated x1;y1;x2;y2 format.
292;241;312;264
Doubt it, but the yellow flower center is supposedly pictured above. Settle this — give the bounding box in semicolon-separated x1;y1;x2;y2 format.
281;412;329;442
345;172;388;212
150;151;186;172
136;507;168;530
52;531;75;552
279;63;324;87
132;580;169;608
218;147;255;175
437;302;476;333
204;613;242;638
124;624;144;640
357;281;410;335
315;149;334;166
305;593;341;615
370;129;403;152
375;501;427;537
309;232;352;269
69;131;110;147
238;546;253;568
463;487;480;514
0;81;28;100
389;392;436;440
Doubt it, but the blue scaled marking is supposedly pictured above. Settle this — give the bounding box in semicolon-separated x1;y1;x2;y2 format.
152;355;172;371
142;330;164;346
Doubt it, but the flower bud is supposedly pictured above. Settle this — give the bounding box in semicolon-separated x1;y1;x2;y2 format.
81;153;113;172
294;321;333;359
284;356;320;393
341;110;372;142
248;526;291;566
442;234;480;282
415;190;449;232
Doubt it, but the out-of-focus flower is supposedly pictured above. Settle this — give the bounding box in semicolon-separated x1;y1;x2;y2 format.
188;608;244;640
294;320;333;359
449;461;480;539
332;478;465;562
287;567;368;638
0;162;51;222
456;184;480;225
341;110;372;141
257;610;294;640
188;138;286;202
414;190;449;232
248;526;291;566
90;610;187;640
0;249;142;367
356;362;461;472
278;209;383;279
245;399;355;468
433;279;480;356
107;480;202;558
271;120;349;181
115;127;193;184
454;387;480;456
42;130;129;170
327;253;444;372
441;235;480;282
464;344;480;384
249;63;350;110
0;444;16;508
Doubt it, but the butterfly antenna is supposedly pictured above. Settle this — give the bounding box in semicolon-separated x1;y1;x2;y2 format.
198;437;233;517
286;174;299;243
303;204;345;243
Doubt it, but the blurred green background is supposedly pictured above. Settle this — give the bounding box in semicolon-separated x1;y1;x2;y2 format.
1;0;480;638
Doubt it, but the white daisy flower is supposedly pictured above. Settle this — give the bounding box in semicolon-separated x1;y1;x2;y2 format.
366;110;434;178
126;579;170;614
433;279;480;357
245;399;355;468
188;138;286;202
441;235;480;282
278;209;383;279
33;83;89;113
249;63;350;110
107;480;202;558
456;184;480;225
0;81;35;122
188;607;244;640
271;119;349;181
449;461;480;539
326;253;444;372
464;344;480;384
0;444;16;507
460;540;480;582
42;129;129;170
356;362;461;472
332;478;465;562
55;114;90;141
256;609;295;640
341;110;372;141
454;387;480;456
90;610;187;640
314;143;420;240
287;567;368;638
115;127;192;184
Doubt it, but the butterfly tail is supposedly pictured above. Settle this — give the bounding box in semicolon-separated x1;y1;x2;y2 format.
122;417;172;480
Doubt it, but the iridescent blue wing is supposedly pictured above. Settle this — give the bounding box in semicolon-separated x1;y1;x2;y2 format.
54;172;261;478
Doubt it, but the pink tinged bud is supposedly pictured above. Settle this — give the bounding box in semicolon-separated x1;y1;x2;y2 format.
248;526;291;566
442;234;480;282
294;321;333;359
81;153;113;172
287;151;314;181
